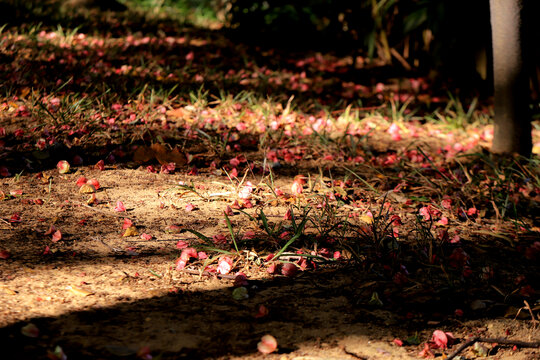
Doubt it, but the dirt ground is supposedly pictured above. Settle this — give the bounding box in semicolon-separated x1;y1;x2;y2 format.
1;165;539;359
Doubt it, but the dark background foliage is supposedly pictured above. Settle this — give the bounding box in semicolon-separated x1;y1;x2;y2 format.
1;0;539;99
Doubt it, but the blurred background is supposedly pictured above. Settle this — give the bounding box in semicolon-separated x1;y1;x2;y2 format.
1;0;539;103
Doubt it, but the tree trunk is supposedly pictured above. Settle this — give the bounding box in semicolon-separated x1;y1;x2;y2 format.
489;0;532;156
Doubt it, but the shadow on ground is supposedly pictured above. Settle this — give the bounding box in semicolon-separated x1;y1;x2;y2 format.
0;266;407;359
1;230;538;359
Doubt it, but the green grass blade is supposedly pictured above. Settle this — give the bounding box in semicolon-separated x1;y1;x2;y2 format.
184;229;213;246
224;212;239;253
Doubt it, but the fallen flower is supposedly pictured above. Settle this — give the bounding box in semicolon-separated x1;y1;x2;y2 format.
21;323;39;338
212;234;228;245
122;218;134;229
419;206;431;221
87;178;100;190
175;259;187;270
267;262;279;274
234;272;249;287
136;345;152;360
257;335;278;354
57;160;70;174
176;240;189;249
76;176;88;187
51;230;62;242
47;345;67;360
9;213;21;223
281;262;298;277
431;330;454;349
95;159;105;171
418;342;434;358
437;217;449;225
86;193;98;205
165;224;182;234
180;247;198;261
0;166;11;177
140;233;153;241
217;256;233;275
254;304;269;318
283;208;292;220
291;181;303;194
114;200;126;212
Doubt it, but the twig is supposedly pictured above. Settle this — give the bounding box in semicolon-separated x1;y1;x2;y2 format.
330;104;385;115
390;47;412;71
182;268;237;280
447;337;540;360
523;300;539;326
92;236;122;252
77;202;125;218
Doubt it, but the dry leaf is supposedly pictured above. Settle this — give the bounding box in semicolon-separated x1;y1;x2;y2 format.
166;107;187;119
133;145;155;163
151;143;168;165
2;286;17;295
167;147;187;166
359;215;374;224
66;285;94;297
151;143;186;166
79;183;96;194
86;193;97;205
123;226;139;237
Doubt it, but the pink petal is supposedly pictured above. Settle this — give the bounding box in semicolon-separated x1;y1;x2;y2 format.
114;201;126;212
432;330;448;349
217;256;233;275
176;240;189;249
180;247;198;261
51;230;62;242
122;218;133;229
175;259;187;270
87;179;100;190
257;335;277;354
140;233;153;241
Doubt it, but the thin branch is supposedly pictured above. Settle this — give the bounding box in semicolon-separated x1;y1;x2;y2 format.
447;337;540;360
182;268;237;280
